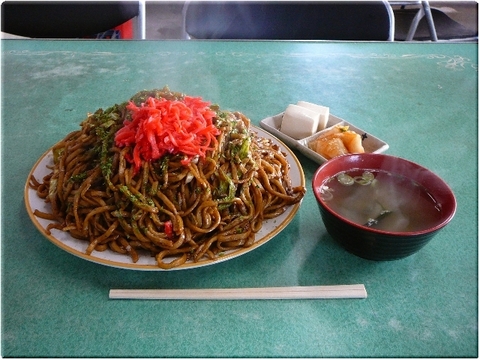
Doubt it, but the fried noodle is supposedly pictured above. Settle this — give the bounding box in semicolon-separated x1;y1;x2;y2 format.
29;88;306;268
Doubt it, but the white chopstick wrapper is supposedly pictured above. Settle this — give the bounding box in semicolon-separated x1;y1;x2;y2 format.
109;285;367;300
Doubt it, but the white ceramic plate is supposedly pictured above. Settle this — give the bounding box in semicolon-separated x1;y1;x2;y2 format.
260;113;389;164
24;126;305;271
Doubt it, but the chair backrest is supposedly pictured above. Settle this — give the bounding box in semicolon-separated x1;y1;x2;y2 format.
2;1;145;39
184;1;394;41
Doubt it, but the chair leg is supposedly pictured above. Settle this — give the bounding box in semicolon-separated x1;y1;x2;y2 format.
405;7;423;40
405;1;438;41
134;0;146;39
181;1;191;40
421;1;438;41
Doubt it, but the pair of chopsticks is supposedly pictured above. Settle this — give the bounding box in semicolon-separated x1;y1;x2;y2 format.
109;284;367;300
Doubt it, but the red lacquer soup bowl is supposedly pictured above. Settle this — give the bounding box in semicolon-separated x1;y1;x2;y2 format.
312;153;456;260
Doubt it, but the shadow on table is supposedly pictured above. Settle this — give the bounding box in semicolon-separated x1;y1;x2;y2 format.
295;229;434;293
295;232;380;286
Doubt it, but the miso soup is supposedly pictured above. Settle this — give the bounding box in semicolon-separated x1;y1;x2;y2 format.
320;169;442;232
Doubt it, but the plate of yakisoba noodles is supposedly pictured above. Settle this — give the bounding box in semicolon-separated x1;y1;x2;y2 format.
25;88;306;270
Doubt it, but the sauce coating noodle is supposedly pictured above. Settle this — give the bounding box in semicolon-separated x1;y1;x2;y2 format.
29;88;306;268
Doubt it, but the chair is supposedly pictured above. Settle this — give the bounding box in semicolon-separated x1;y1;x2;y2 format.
1;1;146;39
392;1;478;42
183;1;395;41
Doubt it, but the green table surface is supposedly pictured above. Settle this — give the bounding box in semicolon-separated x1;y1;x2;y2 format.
1;40;477;357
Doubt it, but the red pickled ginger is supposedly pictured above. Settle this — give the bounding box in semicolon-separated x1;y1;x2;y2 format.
114;96;219;171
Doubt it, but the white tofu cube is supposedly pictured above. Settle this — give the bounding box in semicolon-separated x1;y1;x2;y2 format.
296;101;330;131
280;104;320;139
